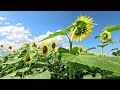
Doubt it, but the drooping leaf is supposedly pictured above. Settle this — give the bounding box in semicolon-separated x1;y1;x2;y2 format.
24;70;51;79
95;35;100;39
107;39;120;44
103;25;120;32
62;53;120;76
58;47;69;54
111;48;119;51
87;47;96;51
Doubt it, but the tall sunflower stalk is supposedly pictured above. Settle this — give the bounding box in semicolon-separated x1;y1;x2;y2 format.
66;15;94;79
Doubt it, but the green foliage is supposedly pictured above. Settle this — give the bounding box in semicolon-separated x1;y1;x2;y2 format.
103;25;120;32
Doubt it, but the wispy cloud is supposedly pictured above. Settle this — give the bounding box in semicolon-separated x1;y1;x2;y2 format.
0;16;7;21
5;22;10;25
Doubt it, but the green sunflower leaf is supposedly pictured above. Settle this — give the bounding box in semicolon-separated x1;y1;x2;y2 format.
111;48;119;51
107;39;120;44
103;25;120;32
83;73;102;79
97;44;108;48
95;35;100;39
71;46;78;55
62;53;120;76
87;47;96;51
24;70;51;79
40;26;73;42
58;47;69;54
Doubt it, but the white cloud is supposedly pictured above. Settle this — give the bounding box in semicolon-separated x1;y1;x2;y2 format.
5;22;10;25
0;21;69;51
0;16;7;21
0;24;32;50
16;23;22;26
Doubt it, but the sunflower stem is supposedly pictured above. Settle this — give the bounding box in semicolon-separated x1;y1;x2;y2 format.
69;41;73;79
66;34;73;79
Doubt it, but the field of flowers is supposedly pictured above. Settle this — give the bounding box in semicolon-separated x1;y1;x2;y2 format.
0;15;120;79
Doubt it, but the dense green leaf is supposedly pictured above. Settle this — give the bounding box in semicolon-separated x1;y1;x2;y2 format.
24;70;51;79
62;53;120;76
58;47;69;54
71;46;78;55
2;58;22;65
112;52;117;56
103;25;120;32
111;48;119;51
0;71;17;79
17;67;29;72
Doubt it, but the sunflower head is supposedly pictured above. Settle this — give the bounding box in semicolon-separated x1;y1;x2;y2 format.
8;45;12;50
32;40;37;48
0;44;3;48
40;42;48;57
24;42;30;48
50;40;56;51
26;55;32;62
100;30;111;42
70;15;94;41
78;45;84;55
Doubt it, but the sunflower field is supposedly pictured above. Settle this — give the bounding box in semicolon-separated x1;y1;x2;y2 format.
0;15;120;79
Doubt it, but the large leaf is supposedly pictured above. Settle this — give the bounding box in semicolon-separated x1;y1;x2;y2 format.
24;70;51;79
40;28;70;42
0;71;17;79
2;58;22;65
58;47;69;54
62;53;120;76
103;25;120;32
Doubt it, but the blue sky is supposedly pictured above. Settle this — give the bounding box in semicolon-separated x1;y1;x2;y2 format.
0;11;120;55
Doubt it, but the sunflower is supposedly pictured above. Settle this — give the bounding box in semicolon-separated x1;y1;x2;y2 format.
40;42;48;57
0;44;3;48
8;45;12;50
24;42;30;48
26;55;32;62
50;40;56;51
100;30;111;42
70;15;94;41
32;40;37;48
78;45;84;55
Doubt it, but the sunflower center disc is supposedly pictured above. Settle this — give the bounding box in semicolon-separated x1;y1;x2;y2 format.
102;33;108;40
52;43;55;49
43;46;47;54
75;21;87;35
26;57;30;62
